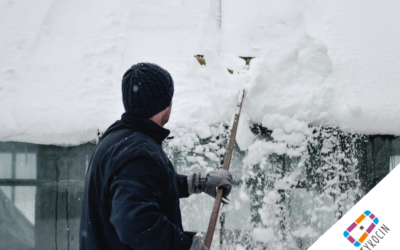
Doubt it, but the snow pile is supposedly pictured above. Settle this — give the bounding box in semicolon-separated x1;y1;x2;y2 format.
235;113;256;151
243;114;312;166
0;0;210;145
2;0;400;145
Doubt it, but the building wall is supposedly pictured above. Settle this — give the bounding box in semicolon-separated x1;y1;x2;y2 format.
0;132;399;249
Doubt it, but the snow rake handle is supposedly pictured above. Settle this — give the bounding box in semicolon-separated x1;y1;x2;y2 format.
204;90;245;248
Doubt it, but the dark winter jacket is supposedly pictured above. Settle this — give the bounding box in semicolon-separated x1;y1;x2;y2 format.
79;113;195;250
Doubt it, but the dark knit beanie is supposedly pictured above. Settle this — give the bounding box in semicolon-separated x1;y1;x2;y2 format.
122;63;174;118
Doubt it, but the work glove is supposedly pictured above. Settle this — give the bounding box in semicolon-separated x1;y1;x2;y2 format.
190;236;209;250
187;169;233;204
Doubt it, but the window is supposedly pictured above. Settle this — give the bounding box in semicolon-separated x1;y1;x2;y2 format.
0;142;95;250
0;143;37;250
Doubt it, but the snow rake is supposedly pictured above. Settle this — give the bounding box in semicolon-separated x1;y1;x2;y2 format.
204;90;245;248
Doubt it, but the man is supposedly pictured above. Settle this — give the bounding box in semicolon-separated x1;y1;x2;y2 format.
80;63;233;250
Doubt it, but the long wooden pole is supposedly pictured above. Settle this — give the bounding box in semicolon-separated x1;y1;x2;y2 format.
204;90;245;248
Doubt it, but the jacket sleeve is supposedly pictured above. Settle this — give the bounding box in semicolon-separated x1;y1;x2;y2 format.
176;174;190;198
109;152;193;250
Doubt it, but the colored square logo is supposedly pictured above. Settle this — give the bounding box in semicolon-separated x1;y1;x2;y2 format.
343;211;379;247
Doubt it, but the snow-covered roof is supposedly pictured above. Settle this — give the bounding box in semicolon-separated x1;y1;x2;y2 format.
1;0;400;145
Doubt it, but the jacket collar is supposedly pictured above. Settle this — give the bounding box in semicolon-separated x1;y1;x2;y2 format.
120;113;170;144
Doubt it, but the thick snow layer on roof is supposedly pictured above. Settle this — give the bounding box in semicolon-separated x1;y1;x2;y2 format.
0;0;210;145
1;0;400;145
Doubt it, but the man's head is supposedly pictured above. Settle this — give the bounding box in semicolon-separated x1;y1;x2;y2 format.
122;63;174;125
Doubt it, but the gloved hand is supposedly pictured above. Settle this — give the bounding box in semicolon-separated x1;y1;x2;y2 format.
187;169;233;204
190;236;209;250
